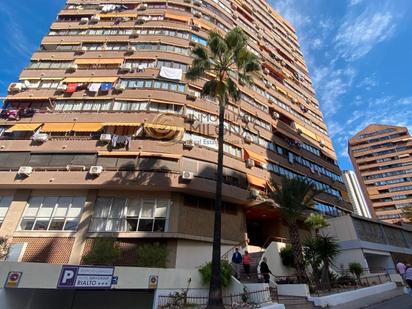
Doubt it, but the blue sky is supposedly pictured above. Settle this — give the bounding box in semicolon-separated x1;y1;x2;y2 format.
0;0;411;170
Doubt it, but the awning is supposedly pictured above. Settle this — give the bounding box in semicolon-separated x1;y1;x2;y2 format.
74;58;124;65
244;149;267;165
275;86;288;97
247;174;267;189
103;122;141;127
97;12;137;18
144;123;184;131
294;123;317;141
5;123;42;133
72;123;103;132
165;12;191;23
98;151;140;157
196;20;214;31
63;77;118;83
41;123;74;132
139;152;181;160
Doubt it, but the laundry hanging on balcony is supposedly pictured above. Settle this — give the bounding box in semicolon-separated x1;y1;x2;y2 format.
66;83;79;93
88;83;101;92
159;67;183;81
100;83;113;91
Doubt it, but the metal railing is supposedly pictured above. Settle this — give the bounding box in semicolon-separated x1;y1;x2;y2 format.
157;288;274;308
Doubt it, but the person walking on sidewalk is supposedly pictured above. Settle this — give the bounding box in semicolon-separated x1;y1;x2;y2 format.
260;257;273;284
242;251;251;279
405;264;412;290
232;248;243;279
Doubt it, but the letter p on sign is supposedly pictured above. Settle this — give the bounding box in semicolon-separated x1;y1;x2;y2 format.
58;266;78;288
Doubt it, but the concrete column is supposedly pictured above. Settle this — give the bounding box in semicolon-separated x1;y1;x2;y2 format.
68;190;97;264
0;190;31;237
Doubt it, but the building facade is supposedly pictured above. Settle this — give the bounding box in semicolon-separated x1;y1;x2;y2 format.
0;0;350;267
342;170;372;218
349;124;412;224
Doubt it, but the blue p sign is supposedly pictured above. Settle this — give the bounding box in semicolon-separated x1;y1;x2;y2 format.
57;266;78;288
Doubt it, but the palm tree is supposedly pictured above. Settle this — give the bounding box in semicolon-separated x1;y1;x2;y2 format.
303;237;322;290
316;235;340;290
268;177;320;283
305;213;329;236
186;27;260;308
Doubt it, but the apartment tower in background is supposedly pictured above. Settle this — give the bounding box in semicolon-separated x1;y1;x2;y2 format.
342;170;372;218
0;0;350;267
349;124;412;224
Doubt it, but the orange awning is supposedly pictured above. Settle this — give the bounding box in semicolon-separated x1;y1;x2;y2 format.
74;58;124;65
139;152;181;160
5;123;42;132
244;149;267;165
98;151;140;157
41;123;74;132
72;123;103;132
294;123;317;141
247;174;267;189
165;12;191;23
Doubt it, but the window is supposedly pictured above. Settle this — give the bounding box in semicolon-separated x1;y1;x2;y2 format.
89;197;169;232
19;196;85;231
0;196;12;227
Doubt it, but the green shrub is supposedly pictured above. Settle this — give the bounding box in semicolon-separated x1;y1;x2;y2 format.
349;262;363;280
279;244;295;268
136;243;168;268
198;260;233;287
83;237;120;266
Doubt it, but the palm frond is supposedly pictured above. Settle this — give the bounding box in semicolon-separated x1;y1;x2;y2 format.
225;27;247;53
208;31;227;57
226;77;240;102
186;46;211;81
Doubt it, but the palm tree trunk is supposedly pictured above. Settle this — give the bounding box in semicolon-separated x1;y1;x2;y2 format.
288;223;307;283
321;261;331;290
207;100;225;309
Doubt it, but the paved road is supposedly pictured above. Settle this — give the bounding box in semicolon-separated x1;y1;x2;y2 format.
367;294;412;309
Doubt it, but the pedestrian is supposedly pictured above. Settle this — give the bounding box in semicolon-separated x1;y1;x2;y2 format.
231;248;242;279
396;261;407;278
243;251;251;279
405;264;412;290
260;257;273;284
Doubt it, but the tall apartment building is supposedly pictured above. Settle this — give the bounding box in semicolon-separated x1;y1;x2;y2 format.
342;170;372;218
0;0;350;268
349;124;412;224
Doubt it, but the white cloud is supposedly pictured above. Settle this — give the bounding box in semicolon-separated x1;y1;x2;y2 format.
349;0;365;6
334;9;396;61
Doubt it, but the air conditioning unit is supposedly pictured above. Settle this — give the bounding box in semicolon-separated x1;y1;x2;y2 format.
80;17;89;24
130;30;139;38
264;80;272;88
250;189;260;199
194;11;202;18
261;163;268;170
127;45;137;53
245;159;254;168
263;68;270;75
90;15;100;24
182;171;194;180
32;133;49;143
119;63;132;72
67;63;78;72
297;128;303;135
18;166;33;177
184;0;192;3
138;3;148;10
136;17;145;24
183;139;195;149
272;111;280;119
193;0;202;6
244;135;252;144
268;97;275;104
186;91;197;101
319;140;325;148
8;83;26;93
89;165;103;176
100;133;112;143
56;84;67;91
114;83;126;91
192;23;201;31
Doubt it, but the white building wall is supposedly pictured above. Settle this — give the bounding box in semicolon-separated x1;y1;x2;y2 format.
342;170;372;218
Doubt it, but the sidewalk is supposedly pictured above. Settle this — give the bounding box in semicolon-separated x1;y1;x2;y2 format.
329;287;404;309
